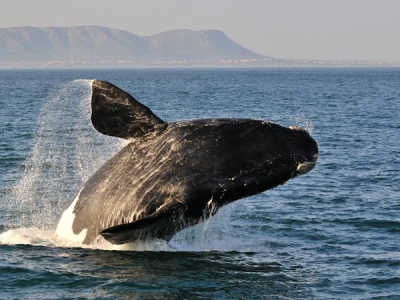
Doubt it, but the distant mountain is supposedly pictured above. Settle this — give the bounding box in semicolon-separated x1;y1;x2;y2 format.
145;29;266;60
0;26;267;61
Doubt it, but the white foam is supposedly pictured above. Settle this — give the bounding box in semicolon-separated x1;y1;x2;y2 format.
0;227;56;247
92;237;169;251
0;226;170;251
0;216;243;251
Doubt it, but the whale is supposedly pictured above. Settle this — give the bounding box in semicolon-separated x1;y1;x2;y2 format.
55;80;318;245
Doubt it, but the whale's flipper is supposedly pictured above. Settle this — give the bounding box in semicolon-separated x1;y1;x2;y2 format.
91;80;167;140
99;202;187;244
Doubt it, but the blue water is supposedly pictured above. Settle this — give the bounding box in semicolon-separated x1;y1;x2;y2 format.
1;68;399;299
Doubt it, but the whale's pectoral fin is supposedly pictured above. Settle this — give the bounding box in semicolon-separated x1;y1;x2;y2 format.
91;80;167;140
100;202;187;244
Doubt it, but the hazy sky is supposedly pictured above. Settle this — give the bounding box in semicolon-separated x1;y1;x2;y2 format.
1;0;400;62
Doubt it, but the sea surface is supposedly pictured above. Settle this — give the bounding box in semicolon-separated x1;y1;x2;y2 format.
0;68;399;299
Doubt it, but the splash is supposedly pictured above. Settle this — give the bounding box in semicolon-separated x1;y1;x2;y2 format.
6;79;126;232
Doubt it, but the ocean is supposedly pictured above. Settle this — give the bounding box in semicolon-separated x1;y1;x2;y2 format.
0;68;399;299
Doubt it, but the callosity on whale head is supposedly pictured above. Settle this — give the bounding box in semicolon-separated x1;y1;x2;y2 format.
55;80;318;245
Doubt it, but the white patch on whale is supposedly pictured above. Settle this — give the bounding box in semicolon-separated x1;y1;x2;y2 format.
55;188;87;244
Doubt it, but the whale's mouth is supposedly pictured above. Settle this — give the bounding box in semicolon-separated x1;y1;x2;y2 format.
295;153;318;175
296;161;316;175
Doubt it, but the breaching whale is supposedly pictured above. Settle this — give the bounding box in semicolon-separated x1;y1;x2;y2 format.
56;80;318;245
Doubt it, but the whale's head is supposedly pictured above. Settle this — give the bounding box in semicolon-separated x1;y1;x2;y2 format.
175;118;318;209
215;119;318;195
